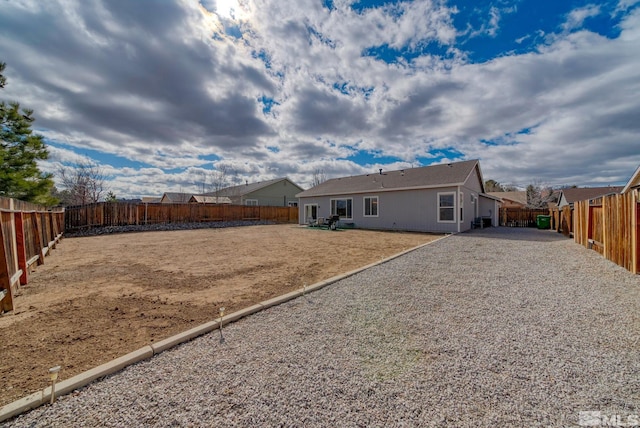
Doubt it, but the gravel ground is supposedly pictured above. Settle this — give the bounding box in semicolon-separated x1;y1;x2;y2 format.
5;227;640;427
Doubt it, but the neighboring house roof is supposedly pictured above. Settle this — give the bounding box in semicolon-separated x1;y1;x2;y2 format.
622;165;640;194
160;192;192;203
297;159;483;198
487;191;527;206
189;195;232;204
141;197;161;203
205;177;304;197
559;186;623;205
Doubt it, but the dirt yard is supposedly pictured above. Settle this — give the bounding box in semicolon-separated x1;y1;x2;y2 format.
0;224;441;407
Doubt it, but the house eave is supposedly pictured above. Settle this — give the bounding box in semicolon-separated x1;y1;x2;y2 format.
297;182;469;199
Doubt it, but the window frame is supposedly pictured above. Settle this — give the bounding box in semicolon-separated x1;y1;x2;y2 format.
363;196;379;217
330;198;353;220
459;192;464;223
437;192;456;223
245;199;258;206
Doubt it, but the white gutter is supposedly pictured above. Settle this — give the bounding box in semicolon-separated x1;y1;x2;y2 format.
457;186;461;233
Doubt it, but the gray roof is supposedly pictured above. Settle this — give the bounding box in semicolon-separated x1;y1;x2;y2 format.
560;186;623;204
161;192;192;202
204;177;303;197
297;159;481;198
622;165;640;194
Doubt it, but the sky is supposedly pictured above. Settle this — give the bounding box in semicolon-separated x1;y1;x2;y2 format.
0;0;639;198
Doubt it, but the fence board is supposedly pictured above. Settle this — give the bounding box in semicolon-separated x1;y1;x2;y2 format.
574;191;639;274
65;202;299;231
0;197;64;312
499;208;549;227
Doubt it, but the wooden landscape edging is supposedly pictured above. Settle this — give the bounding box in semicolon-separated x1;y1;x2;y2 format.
0;197;64;313
0;234;450;423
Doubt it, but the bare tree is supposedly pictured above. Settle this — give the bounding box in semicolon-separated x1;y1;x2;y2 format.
209;164;234;203
526;180;553;209
484;179;504;192
198;171;208;194
312;168;327;187
57;162;107;205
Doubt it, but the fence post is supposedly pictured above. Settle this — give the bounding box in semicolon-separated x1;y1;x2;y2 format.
0;219;15;313
602;196;608;259
15;212;29;285
633;190;639;275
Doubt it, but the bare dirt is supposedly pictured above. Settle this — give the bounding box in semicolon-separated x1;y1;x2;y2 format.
0;224;441;407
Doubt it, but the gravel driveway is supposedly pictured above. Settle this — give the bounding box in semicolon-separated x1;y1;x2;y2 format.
5;227;640;427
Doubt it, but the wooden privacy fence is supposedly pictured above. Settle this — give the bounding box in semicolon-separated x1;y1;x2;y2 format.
548;205;574;236
573;190;639;274
499;208;550;227
65;202;299;230
0;197;64;313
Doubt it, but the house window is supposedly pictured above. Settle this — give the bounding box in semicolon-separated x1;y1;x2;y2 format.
288;201;298;207
459;192;464;223
438;192;456;223
331;198;352;219
245;199;258;206
363;196;378;217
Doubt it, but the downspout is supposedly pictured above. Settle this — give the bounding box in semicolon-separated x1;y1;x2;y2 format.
457;186;461;233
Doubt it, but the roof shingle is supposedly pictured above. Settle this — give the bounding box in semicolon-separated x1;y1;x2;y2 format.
297;159;480;197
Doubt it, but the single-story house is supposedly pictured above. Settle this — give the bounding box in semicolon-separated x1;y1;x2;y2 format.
204;177;304;207
556;186;623;208
189;195;232;204
622;165;640;194
141;196;162;203
487;191;528;208
160;192;192;204
296;159;500;234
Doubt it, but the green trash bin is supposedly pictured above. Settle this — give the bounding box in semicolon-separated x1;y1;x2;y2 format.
536;215;551;229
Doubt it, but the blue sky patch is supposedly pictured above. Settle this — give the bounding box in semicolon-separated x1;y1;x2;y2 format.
258;95;278;114
452;0;626;63
47;141;148;169
345;149;402;166
351;0;400;14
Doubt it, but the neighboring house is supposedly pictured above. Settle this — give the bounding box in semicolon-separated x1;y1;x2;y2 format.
189;195;232;204
487;191;528;208
204;177;304;207
160;192;192;203
556;186;623;208
622;165;640;194
296;159;500;234
141;196;162;203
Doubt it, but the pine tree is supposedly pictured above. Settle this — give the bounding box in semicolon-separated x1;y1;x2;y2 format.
0;61;56;205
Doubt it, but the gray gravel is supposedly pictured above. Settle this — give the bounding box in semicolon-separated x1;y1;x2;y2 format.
5;227;640;427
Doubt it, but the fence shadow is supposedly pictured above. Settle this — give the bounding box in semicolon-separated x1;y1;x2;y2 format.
460;226;568;243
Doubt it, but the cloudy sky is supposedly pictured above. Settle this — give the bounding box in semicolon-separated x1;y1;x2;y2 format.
1;0;639;198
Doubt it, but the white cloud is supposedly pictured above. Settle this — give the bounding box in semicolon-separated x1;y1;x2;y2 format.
562;4;602;32
2;0;640;197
